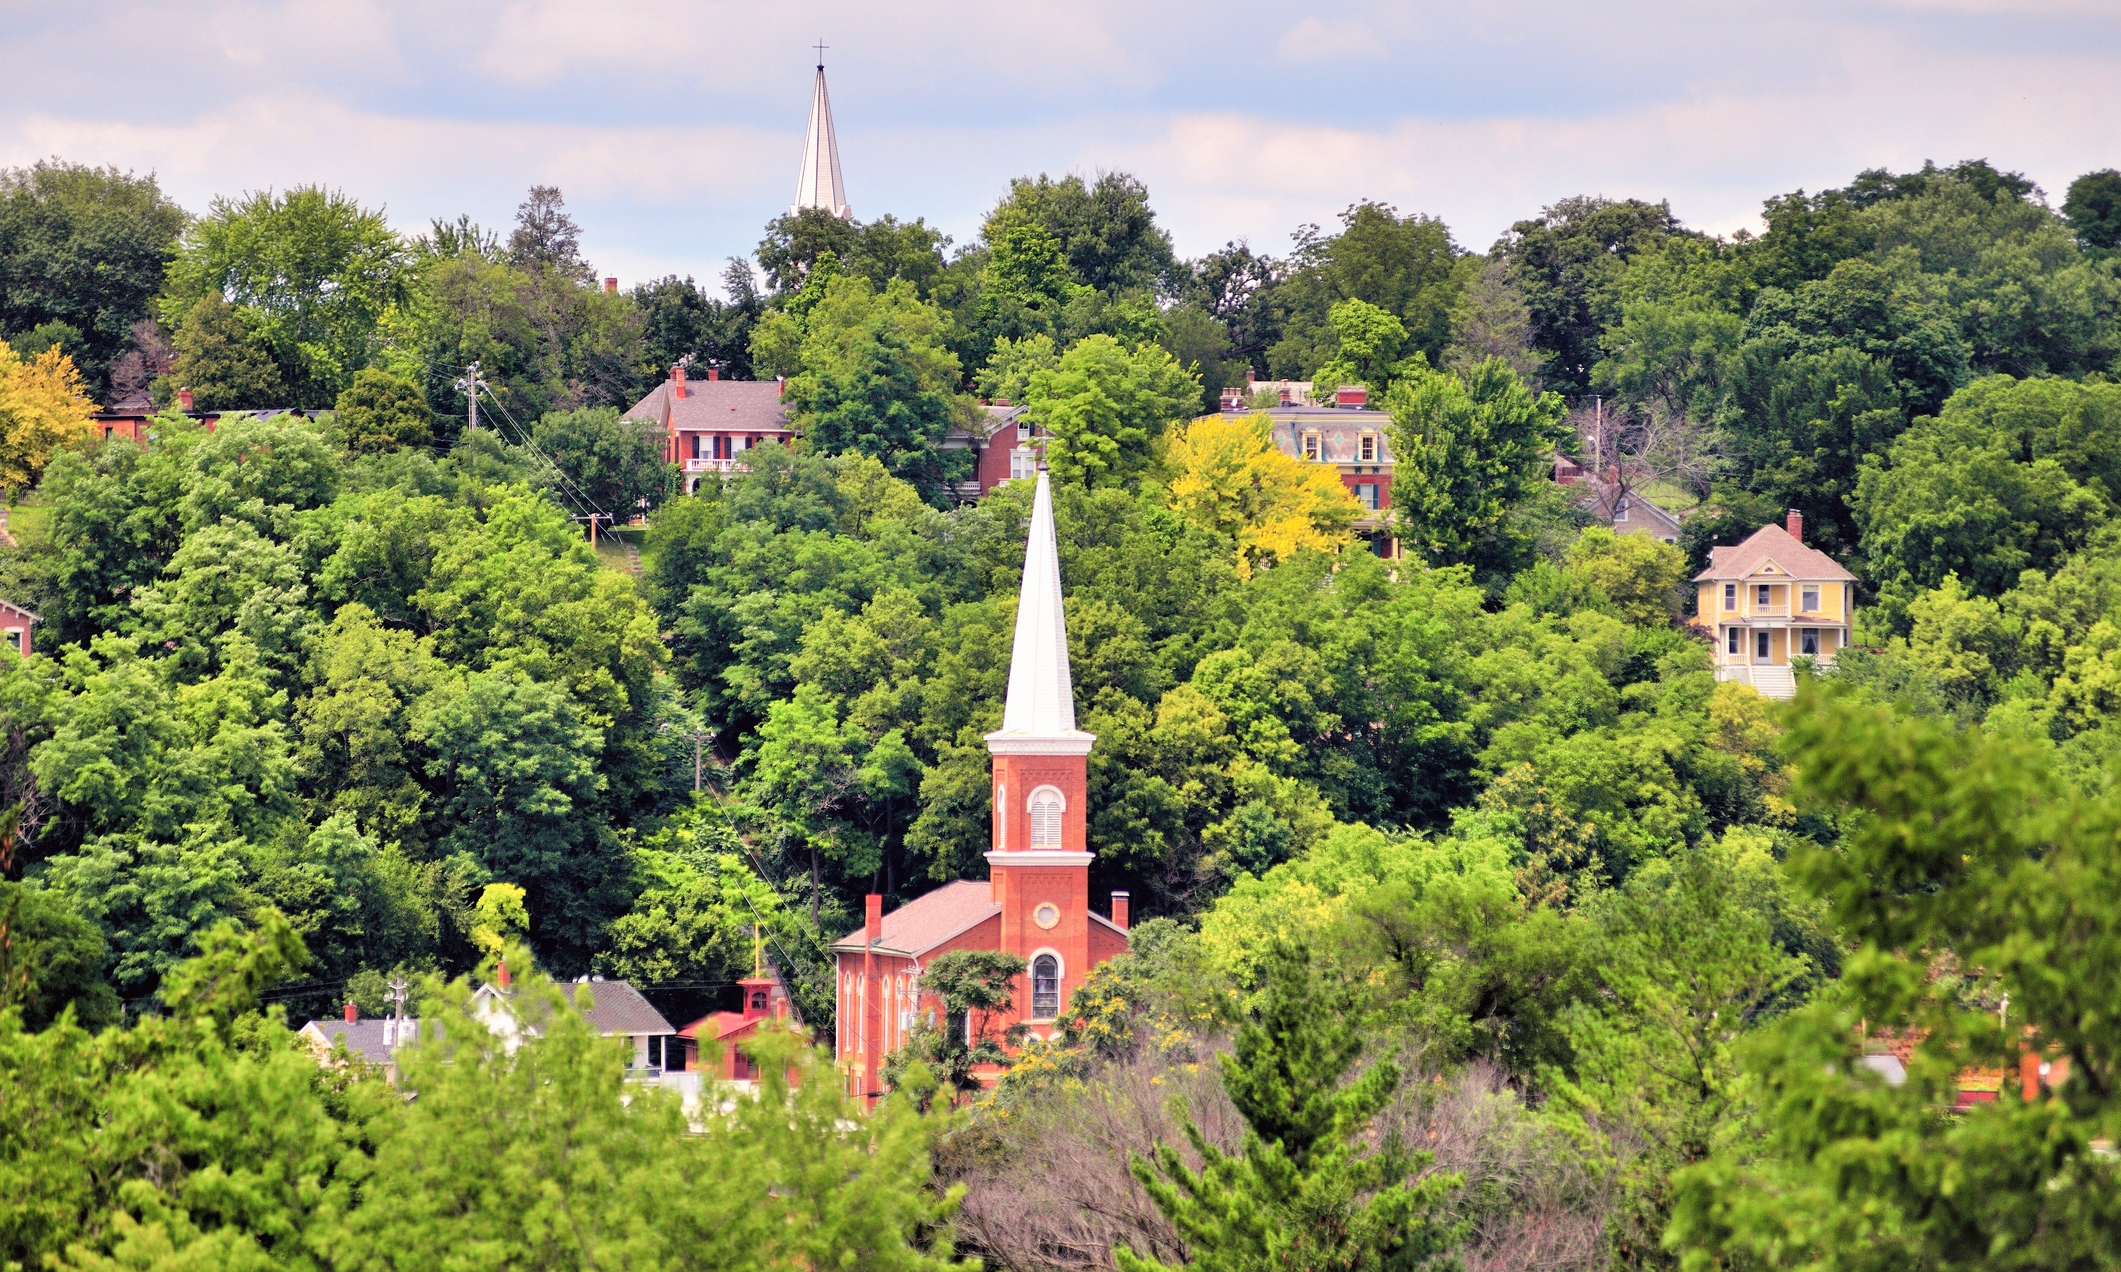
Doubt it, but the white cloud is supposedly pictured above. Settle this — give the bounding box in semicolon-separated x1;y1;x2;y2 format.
1274;16;1388;62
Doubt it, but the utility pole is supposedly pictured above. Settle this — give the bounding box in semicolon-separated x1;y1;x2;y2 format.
659;723;716;792
455;361;486;433
387;974;410;1051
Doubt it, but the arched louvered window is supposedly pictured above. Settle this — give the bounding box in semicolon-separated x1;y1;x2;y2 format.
1031;953;1061;1019
1028;786;1065;847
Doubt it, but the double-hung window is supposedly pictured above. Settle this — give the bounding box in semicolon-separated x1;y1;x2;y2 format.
1723;584;1737;612
1801;586;1820;613
1757;584;1773;607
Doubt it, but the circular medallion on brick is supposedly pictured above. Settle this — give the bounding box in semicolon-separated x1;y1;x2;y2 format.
1033;902;1060;929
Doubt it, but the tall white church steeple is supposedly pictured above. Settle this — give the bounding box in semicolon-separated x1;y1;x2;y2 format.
987;470;1093;751
791;51;851;220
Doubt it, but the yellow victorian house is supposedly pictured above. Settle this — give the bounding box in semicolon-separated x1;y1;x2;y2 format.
1693;512;1856;700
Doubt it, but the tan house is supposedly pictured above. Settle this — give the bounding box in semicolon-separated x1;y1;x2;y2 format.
1693;512;1856;700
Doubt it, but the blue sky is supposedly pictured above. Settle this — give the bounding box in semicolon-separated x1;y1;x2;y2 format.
3;0;2117;295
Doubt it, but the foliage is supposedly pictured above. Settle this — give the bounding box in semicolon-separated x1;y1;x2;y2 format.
884;948;1027;1104
1562;528;1689;627
1386;356;1570;570
331;367;433;456
1024;334;1198;489
527;404;677;519
1164;412;1360;576
1668;684;2121;1270
0;339;95;492
1116;942;1465;1272
161;186;411;407
0;161;187;397
168;292;286;411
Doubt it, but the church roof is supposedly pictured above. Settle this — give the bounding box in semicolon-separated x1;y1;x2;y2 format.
831;880;1001;957
985;470;1094;748
792;64;850;219
1694;523;1855;583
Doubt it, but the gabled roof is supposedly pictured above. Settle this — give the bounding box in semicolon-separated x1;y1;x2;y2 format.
832;879;1001;957
622;379;793;434
1694;523;1856;583
562;978;675;1036
300;1018;421;1065
0;599;40;621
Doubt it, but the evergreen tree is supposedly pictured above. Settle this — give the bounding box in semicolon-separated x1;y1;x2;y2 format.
332;366;434;455
168;292;285;410
1117;943;1464;1272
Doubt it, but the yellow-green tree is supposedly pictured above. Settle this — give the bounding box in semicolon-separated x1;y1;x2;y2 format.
1165;412;1360;577
1564;526;1689;626
0;339;94;493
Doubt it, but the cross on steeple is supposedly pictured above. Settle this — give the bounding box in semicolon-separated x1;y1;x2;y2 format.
813;39;827;68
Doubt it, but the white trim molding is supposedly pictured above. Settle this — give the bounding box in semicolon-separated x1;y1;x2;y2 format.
985;851;1093;868
984;733;1096;756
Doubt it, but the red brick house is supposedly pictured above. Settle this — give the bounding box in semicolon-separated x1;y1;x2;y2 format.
833;468;1130;1107
622;368;797;494
0;600;38;655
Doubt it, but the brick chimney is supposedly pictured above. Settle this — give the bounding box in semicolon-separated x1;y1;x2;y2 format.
706;367;719;381
1111;891;1130;931
1786;509;1803;542
1336;385;1367;408
603;276;617;295
344;1001;357;1023
865;893;883;945
496;959;511;989
777;375;787;400
672;365;687;400
178;388;195;411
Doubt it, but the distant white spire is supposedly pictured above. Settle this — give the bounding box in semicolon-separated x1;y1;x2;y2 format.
791;58;850;220
988;470;1091;747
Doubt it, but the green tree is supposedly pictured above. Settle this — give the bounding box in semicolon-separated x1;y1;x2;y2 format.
784;275;971;503
0;879;119;1030
1023;334;1198;489
982;171;1176;294
882;947;1027;1104
1386;357;1569;568
1309;297;1419;397
1116;942;1464;1272
168;293;286;411
1564;527;1689;627
333;366;434;455
2062;168;2121;251
0;161;188;396
1266;202;1464;381
1493;196;1689;394
161;186;411;406
1668;684;2121;1270
527;405;677;520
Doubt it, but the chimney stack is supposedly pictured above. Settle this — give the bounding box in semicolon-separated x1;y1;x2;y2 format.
496;959;511;990
343;1001;357;1023
865;893;883;945
1786;509;1803;542
603;277;617;295
706;367;719;381
178;388;195;412
1335;385;1367;408
1111;891;1130;930
777;375;787;400
672;365;687;399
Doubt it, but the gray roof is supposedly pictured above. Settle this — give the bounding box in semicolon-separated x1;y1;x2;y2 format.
1220;406;1393;466
302;1018;422;1065
623;378;794;435
564;978;675;1036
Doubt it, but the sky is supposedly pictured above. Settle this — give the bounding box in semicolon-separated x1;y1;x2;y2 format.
2;0;2117;295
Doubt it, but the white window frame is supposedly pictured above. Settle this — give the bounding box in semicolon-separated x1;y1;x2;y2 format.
1723;583;1736;612
1801;586;1820;613
1727;627;1739;655
1008;449;1038;482
1757;584;1773;607
1801;628;1820;657
1027;785;1065;848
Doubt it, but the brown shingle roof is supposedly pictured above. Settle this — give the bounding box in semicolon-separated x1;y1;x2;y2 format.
1693;523;1856;583
623;379;794;434
832;879;1001;957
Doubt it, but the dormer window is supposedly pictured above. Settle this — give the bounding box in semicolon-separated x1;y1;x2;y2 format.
1302;431;1323;462
1358;432;1377;463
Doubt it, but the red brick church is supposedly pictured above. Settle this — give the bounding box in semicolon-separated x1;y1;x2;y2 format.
832;469;1130;1106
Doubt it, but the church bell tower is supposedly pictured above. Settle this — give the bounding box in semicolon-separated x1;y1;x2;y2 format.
984;470;1095;1031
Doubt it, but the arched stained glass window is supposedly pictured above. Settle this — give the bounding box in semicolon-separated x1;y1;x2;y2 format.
1031;954;1061;1019
1028;786;1065;847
